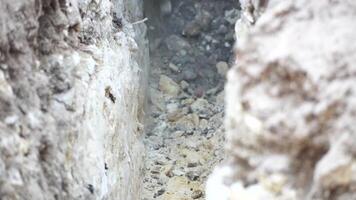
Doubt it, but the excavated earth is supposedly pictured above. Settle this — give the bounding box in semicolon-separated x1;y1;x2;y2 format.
142;0;239;199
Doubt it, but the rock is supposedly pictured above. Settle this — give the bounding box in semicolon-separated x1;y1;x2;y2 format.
180;80;189;90
191;98;210;113
180;50;188;56
181;67;198;81
217;24;228;34
179;148;207;166
154;188;166;197
224;8;240;25
181;98;194;105
159;75;180;97
161;176;202;200
167;108;188;122
163;165;174;177
150;166;161;174
168;63;180;72
165;35;190;51
186;171;200;181
194;87;205;98
172;168;185;176
199;119;209;130
175;113;200;130
261;174;287;195
150;88;165;110
187;162;199;168
166;102;179;113
155;159;166;165
191;190;204;199
216;61;229;77
314;136;354;189
182;23;201;37
182;10;212;37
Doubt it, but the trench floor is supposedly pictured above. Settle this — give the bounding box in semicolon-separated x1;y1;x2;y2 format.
142;1;239;199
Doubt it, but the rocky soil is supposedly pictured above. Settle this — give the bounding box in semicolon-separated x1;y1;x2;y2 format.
142;0;239;199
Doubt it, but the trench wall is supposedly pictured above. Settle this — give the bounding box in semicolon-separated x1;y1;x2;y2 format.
0;0;148;199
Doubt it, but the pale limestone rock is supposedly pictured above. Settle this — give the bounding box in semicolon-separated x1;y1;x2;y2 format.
180;80;189;90
150;88;165;111
175;113;200;130
216;61;229;77
161;176;202;200
191;98;210;113
159;75;180;97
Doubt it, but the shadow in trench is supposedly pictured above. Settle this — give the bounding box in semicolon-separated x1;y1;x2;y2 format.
141;0;240;199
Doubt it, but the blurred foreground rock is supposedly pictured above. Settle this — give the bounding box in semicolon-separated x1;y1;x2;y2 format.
207;0;356;199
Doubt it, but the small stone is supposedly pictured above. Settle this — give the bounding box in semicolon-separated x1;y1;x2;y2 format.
191;98;210;113
175;113;200;130
187;162;199;168
216;61;229;77
199;119;209;130
172;169;185;176
204;35;213;42
155;159;166;165
180;80;189;90
217;24;228;34
168;63;180;72
163;165;174;177
166;102;179;113
165;35;190;51
167;110;184;122
262;174;287;194
87;184;94;194
151;166;161;174
179;50;187;56
191;190;203;199
151;174;159;180
224;9;240;25
159;75;180;97
182;68;198;81
182;10;212;37
154;188;165;197
186;171;200;181
194;87;204;98
181;98;194;105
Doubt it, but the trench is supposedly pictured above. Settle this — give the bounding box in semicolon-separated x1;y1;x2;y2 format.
141;1;240;199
